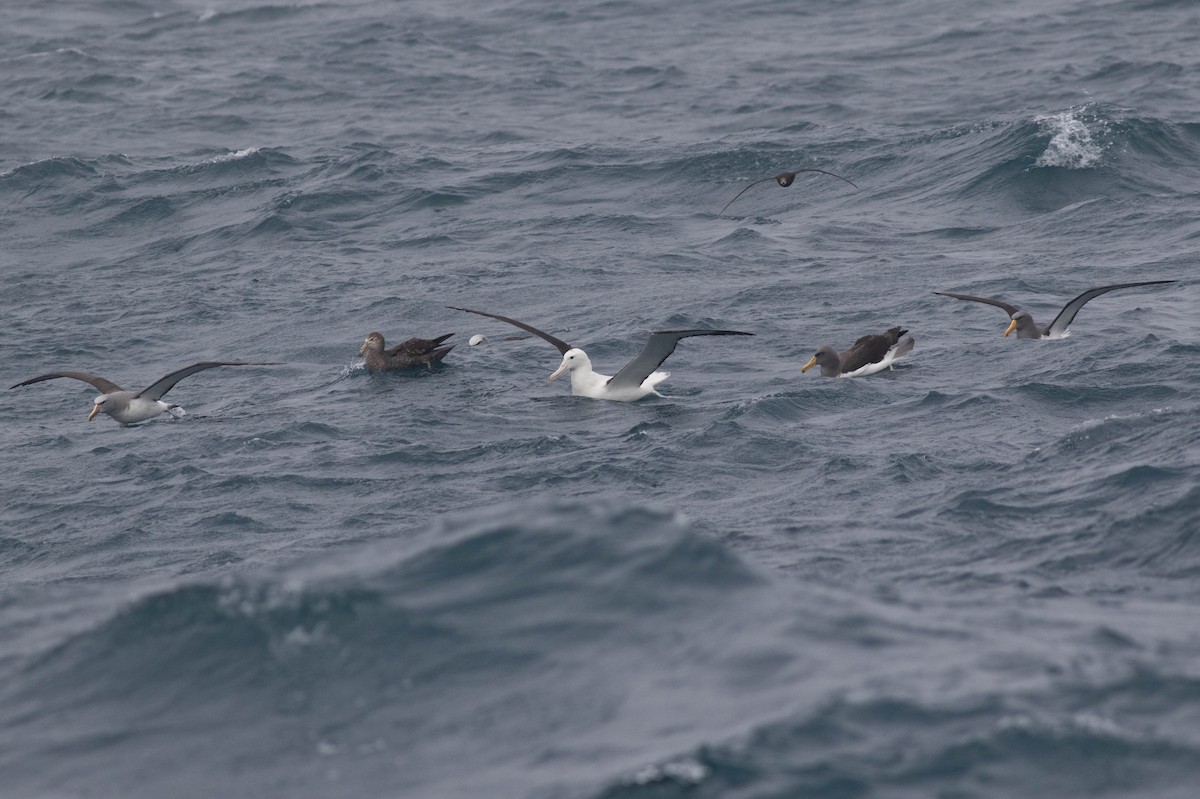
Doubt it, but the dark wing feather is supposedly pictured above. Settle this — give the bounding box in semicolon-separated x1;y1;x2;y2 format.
448;307;571;354
138;361;278;400
719;176;783;215
9;371;124;393
720;168;858;215
839;327;906;374
607;329;754;390
934;291;1022;318
387;333;455;357
1045;280;1177;336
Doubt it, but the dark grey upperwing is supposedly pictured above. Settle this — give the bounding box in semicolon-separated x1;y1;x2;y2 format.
9;371;124;394
448;306;571;354
607;329;754;390
138;361;279;400
719;176;784;216
840;326;907;373
934;291;1022;319
720;168;859;216
388;333;455;357
1045;280;1177;337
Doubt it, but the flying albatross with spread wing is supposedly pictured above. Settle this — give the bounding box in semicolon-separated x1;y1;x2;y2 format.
10;361;277;424
449;306;753;401
720;168;858;216
801;326;915;377
934;280;1176;339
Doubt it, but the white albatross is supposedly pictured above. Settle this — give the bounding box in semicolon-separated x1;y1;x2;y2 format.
450;306;753;401
9;361;278;425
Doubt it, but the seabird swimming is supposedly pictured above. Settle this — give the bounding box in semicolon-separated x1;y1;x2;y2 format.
934;280;1177;339
357;332;455;372
801;326;915;377
9;361;277;424
449;306;753;401
720;168;858;215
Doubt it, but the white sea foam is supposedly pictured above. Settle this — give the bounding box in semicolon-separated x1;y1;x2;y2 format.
205;147;262;164
626;757;709;786
202;146;261;164
1034;110;1109;169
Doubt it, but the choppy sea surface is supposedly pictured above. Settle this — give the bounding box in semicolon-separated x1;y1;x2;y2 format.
2;1;1198;797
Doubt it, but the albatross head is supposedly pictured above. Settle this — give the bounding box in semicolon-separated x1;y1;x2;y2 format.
801;346;840;376
88;395;108;422
358;332;385;356
549;348;591;382
1004;311;1034;337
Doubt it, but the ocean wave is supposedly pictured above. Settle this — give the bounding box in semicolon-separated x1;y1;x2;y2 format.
1034;108;1112;169
592;686;1200;799
0;156;99;186
3;503;795;796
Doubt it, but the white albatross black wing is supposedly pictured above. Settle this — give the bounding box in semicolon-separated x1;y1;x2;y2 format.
606;329;754;390
449;306;572;355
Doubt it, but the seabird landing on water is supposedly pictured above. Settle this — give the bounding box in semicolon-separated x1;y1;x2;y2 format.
357;332;455;372
801;327;915;378
449;306;754;401
720;168;858;216
934;280;1177;339
9;361;278;425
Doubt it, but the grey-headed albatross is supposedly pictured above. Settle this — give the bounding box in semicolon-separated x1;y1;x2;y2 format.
9;361;277;424
935;280;1176;339
801;326;915;378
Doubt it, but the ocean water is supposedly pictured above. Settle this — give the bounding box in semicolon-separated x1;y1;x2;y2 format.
2;1;1198;797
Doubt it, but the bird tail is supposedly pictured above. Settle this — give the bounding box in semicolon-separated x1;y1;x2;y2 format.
890;336;915;364
895;336;915;356
423;345;456;371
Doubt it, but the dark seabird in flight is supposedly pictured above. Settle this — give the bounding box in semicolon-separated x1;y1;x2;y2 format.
357;332;455;372
801;326;915;377
934;280;1177;339
720;168;858;215
9;361;278;424
449;306;753;401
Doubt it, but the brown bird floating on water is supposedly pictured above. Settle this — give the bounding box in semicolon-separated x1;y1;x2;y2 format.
801;326;915;377
720;168;858;215
934;280;1177;339
357;332;455;372
9;361;278;424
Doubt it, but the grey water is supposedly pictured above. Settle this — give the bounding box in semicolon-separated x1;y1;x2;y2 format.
2;1;1198;797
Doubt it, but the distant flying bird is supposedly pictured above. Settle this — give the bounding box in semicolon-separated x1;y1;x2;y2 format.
934;280;1177;339
357;331;455;372
10;361;277;424
801;326;915;377
450;306;753;401
720;168;858;215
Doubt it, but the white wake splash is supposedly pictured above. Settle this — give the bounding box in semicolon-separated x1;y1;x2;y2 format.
1034;109;1110;169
